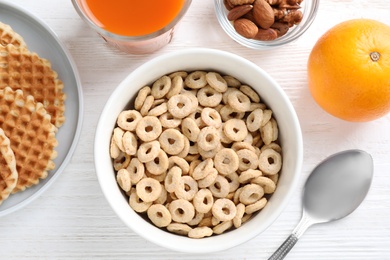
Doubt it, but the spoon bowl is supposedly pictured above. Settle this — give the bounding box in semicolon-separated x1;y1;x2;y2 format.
269;149;374;260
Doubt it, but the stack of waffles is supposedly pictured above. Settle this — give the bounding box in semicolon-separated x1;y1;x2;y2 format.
0;21;66;205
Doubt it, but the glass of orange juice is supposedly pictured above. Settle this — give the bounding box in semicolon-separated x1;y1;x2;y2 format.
72;0;192;54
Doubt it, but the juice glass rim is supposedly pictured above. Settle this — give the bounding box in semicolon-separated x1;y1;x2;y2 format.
71;0;192;41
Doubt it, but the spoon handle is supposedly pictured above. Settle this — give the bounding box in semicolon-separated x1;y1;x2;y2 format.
268;212;315;260
267;234;298;260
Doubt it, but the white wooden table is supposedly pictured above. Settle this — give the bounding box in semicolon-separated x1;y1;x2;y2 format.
1;0;390;259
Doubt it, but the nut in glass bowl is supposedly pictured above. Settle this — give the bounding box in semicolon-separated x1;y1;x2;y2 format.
214;0;320;49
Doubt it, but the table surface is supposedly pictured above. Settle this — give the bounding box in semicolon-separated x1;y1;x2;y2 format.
1;0;390;259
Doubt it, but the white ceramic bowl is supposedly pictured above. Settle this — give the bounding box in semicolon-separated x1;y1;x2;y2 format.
94;48;303;253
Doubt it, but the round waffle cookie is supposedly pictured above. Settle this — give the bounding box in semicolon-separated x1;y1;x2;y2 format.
0;44;66;127
0;21;27;48
0;87;58;193
0;127;18;204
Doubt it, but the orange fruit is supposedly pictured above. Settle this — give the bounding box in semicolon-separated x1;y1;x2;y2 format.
307;19;390;122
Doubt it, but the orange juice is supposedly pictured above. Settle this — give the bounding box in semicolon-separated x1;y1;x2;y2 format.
81;0;185;36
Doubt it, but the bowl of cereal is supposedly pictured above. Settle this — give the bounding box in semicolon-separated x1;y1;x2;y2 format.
94;48;303;253
214;0;319;49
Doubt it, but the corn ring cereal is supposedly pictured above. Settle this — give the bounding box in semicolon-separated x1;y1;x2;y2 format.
206;72;228;93
174;176;198;201
122;131;137;155
167;223;192;236
159;128;185;155
258;148;282;175
168;199;195;223
140;95;154;116
197;126;220;152
151;75;171;99
165;166;182;193
239;184;264;205
117;110;142;131
188;226;213;239
166;75;184;99
145;149;169;175
136;177;162;203
126;158;145;185
137;140;160;163
245;197;267;214
223;119;248;142
227;89;251;112
214;148;239;175
136;116;162;142
201;107;222;128
193;188;214;213
116;169;131;192
209;175;230;198
251;176;276;194
159;112;182;128
147;204;172;228
212;198;237;222
197;86;223;107
181;117;200;142
184;71;207;89
134;86;151;111
129;189;152;213
167;94;193;119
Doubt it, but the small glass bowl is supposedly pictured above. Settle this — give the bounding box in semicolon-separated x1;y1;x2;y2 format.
72;0;192;54
214;0;319;49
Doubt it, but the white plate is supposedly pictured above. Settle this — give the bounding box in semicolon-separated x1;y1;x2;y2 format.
0;1;83;216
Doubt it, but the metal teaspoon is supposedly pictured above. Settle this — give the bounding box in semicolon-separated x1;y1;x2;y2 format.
268;149;374;260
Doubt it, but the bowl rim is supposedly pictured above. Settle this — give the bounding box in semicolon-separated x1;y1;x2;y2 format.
94;48;303;253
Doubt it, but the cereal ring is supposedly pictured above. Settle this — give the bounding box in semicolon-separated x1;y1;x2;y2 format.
227;89;251;112
239;184;264;205
181;117;200;142
219;125;233;144
168;199;195;223
166;75;184;99
137;140;160;163
197;126;220;151
187;211;205;226
245;197;267;214
147;204;172;227
212;198;237;222
168;156;190;175
174;176;198;201
136;177;162;202
240;85;260;103
232;141;257;154
188;142;199;156
246;108;263;132
113;152;131;171
181;91;199;113
188;160;201;176
214;148;239;175
154;185;168;204
220;105;245;122
197;86;223;107
206;72;228;93
192;158;214;180
242;213;252;223
233;203;246;228
159;112;182;128
260;142;282;153
113;127;125;152
261;109;273;126
188;106;207;128
266;173;279;184
110;134;121;159
134;86;151;111
201;107;222;128
237;149;259;171
209;175;230;198
213;220;233;235
116;168;131;192
270;118;279;142
223;119;248;142
167;94;193;119
198;217;213;227
184;153;200;162
188;226;213;239
193;188;214;213
165;166;182;193
258;148;282;175
243;132;254;144
126;158;145;184
238;169;262;184
261;120;274;146
169;71;188;79
122;131;137;155
225;172;240;192
199;142;222;159
129;189;152;213
145;169;167;183
249;102;267;112
252;132;263;148
136;116;162;142
159;128;185;155
222;88;236;105
140;95;155;116
251;176;276;194
223;75;241;88
197;168;218;188
233;187;243;205
145;149;169;175
148;102;168;117
176;136;190;158
151;75;171;99
167;223;192;236
184;71;207;89
117;110;142;131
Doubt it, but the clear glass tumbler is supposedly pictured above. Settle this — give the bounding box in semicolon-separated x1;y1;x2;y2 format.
72;0;192;54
